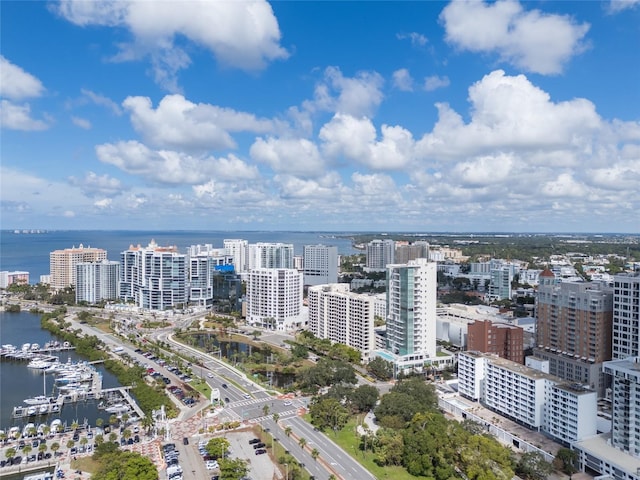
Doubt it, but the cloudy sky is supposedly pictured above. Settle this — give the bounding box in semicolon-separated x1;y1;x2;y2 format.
1;0;639;233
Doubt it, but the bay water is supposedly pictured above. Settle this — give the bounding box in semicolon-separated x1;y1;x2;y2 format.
0;311;122;430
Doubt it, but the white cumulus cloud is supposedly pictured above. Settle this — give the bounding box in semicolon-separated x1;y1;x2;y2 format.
424;75;450;92
0;56;45;100
440;0;590;75
392;69;414;92
320;114;415;170
123;94;275;151
0;100;49;131
55;0;288;90
96;140;258;185
250;137;326;177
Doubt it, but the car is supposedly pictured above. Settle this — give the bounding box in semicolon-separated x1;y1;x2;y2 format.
163;443;176;452
134;435;140;443
87;431;93;438
255;449;267;455
0;460;6;467
167;458;179;466
205;461;219;470
283;400;292;406
32;440;39;448
253;442;266;449
248;438;261;444
127;438;134;445
221;383;228;388
27;455;36;462
207;373;214;378
70;447;77;455
243;393;251;399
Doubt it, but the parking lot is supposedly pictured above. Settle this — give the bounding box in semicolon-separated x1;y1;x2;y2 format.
184;428;278;480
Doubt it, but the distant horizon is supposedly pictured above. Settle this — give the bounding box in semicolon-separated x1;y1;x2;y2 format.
3;229;639;236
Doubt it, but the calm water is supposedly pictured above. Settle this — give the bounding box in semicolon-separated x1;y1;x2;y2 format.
0;230;360;282
0;311;122;429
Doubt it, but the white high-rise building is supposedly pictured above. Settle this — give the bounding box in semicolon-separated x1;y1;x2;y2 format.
386;258;437;359
366;239;395;271
224;239;248;272
248;243;294;270
459;351;597;444
188;247;235;307
76;260;119;304
303;245;338;286
246;268;302;331
50;245;107;290
612;273;640;360
603;357;640;457
308;284;376;361
119;240;187;311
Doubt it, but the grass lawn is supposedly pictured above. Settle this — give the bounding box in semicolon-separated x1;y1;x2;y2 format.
189;378;212;399
71;456;100;474
330;418;423;480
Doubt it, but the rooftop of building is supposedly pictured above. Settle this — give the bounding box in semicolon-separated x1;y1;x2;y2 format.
574;433;640;474
463;351;561;382
554;382;596;395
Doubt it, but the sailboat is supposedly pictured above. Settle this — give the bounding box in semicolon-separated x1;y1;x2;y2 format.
24;369;55;406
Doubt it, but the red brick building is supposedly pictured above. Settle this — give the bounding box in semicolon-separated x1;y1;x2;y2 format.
467;319;524;364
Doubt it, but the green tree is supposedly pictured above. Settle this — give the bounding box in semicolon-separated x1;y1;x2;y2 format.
516;452;554;480
349;384;379;413
366;357;394;380
290;343;308;360
66;439;75;450
39;442;48;455
284;426;292;437
4;447;16;462
22;444;33;458
311;448;319;461
272;412;280;424
92;450;158;480
218;457;248;480
309;397;350;433
205;437;230;460
298;437;307;449
554;448;578;476
262;404;270;417
50;442;60;457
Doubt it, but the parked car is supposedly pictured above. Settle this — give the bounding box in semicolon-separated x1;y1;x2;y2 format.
255;449;267;455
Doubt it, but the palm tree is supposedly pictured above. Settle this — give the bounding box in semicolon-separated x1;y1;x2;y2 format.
80;437;88;450
23;444;33;458
94;434;104;445
0;431;7;445
141;415;154;435
70;421;79;432
123;429;132;442
38;442;48;457
284;426;292;437
121;413;130;426
66;439;75;450
108;432;117;443
298;437;306;450
328;475;337;480
27;426;37;437
311;448;319;461
272;412;280;424
4;447;16;462
50;442;60;457
109;414;118;428
43;425;51;438
262;404;270;417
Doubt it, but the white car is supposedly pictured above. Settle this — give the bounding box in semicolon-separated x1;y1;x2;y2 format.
205;460;219;470
206;373;214;378
283;400;292;406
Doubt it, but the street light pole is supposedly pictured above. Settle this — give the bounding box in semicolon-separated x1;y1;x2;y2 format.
284;463;288;480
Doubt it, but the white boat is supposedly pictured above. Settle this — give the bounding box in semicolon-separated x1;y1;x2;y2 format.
105;403;130;414
9;426;20;439
23;423;36;437
37;423;47;435
22;343;32;351
31;343;40;350
38;404;49;414
50;419;62;433
24;395;52;406
27;406;37;416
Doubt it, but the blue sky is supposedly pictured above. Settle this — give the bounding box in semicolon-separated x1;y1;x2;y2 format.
1;0;639;233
